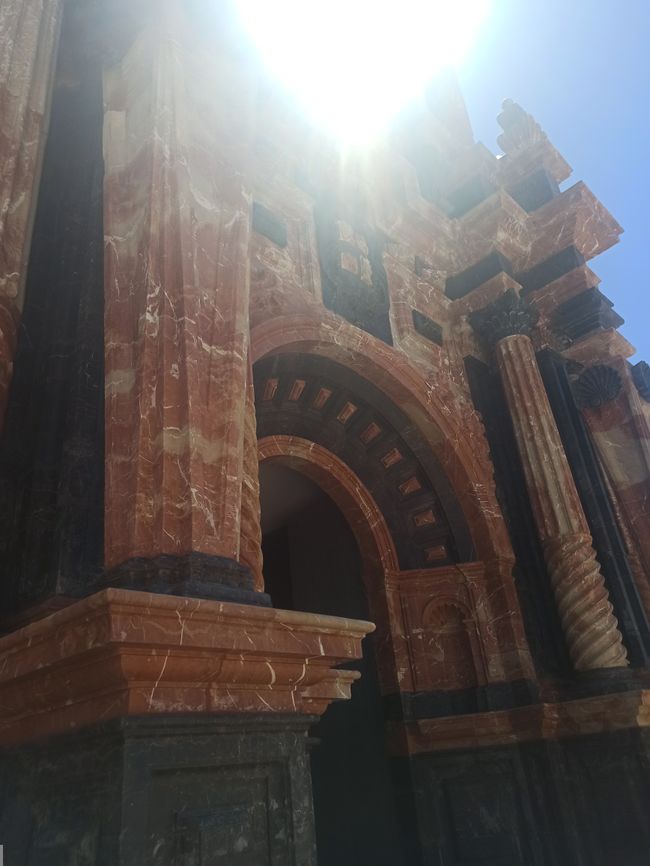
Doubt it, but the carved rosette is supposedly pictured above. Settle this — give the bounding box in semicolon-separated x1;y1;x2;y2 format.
544;533;628;669
574;365;623;409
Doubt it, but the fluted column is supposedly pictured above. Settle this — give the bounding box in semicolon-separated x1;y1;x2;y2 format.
103;2;264;602
0;0;62;427
470;290;627;669
239;352;264;591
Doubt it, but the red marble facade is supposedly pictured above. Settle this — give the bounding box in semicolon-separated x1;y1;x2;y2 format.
103;4;257;569
0;0;62;427
1;0;649;774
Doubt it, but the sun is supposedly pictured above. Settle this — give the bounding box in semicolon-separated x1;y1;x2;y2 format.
236;0;490;145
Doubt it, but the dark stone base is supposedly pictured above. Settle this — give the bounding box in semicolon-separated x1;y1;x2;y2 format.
384;671;650;723
548;665;650;701
101;553;272;606
384;679;540;721
3;713;650;865
0;554;271;633
0;714;316;865
404;728;650;866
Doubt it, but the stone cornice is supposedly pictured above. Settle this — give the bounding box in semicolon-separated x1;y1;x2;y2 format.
0;589;374;746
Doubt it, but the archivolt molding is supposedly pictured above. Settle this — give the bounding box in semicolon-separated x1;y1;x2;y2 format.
251;312;514;567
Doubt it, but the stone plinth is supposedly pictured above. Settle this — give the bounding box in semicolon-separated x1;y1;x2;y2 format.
0;588;374;746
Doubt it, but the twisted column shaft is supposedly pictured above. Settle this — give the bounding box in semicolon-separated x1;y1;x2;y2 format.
495;334;627;670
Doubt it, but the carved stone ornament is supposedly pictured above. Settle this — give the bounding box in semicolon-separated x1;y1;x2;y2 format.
468;288;539;347
497;98;547;153
632;360;650;402
574;365;623;409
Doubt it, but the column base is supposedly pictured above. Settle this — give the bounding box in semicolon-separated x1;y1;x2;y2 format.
102;553;271;606
0;714;318;866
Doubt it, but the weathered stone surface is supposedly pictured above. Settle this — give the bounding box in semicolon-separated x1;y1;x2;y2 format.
581;361;650;615
1;2;649;863
0;10;105;618
0;587;373;745
538;350;650;666
103;3;256;575
0;0;63;427
0;714;320;866
401;729;650;866
494;333;627;669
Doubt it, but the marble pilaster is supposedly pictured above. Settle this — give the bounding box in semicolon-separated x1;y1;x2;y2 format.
102;3;260;597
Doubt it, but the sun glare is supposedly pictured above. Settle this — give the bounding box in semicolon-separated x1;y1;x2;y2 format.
236;0;490;145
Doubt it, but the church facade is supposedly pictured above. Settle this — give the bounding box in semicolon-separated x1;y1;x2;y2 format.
1;2;650;864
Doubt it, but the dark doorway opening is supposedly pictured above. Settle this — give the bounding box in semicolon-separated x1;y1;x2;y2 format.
260;462;406;866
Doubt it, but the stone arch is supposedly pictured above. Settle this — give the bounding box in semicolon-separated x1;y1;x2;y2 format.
251;312;513;567
258;435;409;693
252;313;535;685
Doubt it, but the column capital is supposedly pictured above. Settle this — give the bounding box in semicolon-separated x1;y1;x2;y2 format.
468;288;539;348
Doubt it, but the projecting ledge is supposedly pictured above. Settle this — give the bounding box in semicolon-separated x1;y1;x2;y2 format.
0;588;374;746
387;689;650;755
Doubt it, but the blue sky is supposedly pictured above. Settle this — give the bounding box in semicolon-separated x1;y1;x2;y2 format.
458;0;650;360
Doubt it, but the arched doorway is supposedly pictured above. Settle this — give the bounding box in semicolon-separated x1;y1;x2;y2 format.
259;460;407;866
253;348;509;865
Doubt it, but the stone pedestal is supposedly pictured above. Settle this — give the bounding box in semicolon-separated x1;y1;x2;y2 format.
0;588;373;864
0;715;319;866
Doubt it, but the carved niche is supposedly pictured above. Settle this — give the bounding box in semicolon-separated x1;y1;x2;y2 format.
420;600;478;691
395;564;489;693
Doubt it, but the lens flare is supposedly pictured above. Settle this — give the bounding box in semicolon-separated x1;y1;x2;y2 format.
236;0;490;144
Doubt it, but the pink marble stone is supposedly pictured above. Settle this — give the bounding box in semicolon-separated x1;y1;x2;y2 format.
0;0;63;426
103;4;257;568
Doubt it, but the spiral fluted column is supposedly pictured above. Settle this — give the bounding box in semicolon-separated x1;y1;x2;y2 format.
470;290;627;670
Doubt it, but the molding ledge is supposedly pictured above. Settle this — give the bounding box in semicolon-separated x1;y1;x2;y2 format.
0;588;374;746
388;689;650;755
